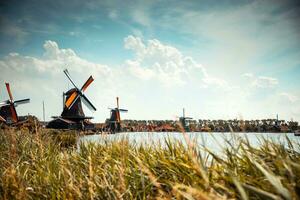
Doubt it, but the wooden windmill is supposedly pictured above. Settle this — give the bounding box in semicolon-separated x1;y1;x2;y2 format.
107;97;128;133
47;69;96;130
0;83;30;124
179;108;192;132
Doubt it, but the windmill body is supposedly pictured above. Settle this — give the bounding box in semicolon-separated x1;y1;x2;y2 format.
0;105;15;124
47;69;96;130
60;88;87;120
107;97;128;133
0;83;30;124
179;108;192;132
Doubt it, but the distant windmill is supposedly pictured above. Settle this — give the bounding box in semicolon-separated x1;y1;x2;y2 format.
47;69;96;130
0;83;30;124
108;97;128;133
179;108;192;132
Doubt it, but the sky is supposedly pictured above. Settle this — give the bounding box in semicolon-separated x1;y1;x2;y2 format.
0;0;300;122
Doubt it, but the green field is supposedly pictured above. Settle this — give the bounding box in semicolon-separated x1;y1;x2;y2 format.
0;129;299;199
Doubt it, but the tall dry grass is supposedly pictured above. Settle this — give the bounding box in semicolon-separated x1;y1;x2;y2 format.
0;129;299;199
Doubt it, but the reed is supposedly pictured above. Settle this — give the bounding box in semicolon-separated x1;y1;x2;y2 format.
0;129;299;199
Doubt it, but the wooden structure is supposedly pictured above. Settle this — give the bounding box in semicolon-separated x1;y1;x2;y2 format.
179;108;192;132
47;69;96;130
0;83;30;124
107;97;128;133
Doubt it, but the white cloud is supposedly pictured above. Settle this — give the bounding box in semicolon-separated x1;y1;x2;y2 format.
124;35;228;88
0;40;116;121
0;40;112;79
124;35;146;57
202;76;231;90
242;73;254;79
0;37;234;121
125;60;154;80
242;73;278;89
252;76;278;88
19;42;117;88
279;92;298;103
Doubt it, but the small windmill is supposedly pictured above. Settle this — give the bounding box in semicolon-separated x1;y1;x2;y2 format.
0;83;30;124
179;108;192;132
108;97;128;133
47;69;96;130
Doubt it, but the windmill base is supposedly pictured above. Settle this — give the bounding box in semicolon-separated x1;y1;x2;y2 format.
47;117;95;130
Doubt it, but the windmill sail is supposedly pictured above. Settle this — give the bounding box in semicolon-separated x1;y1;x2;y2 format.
81;76;94;92
0;101;10;107
65;91;79;108
81;94;96;111
179;108;192;132
14;98;30;106
48;69;97;130
108;97;128;133
5;83;13;102
0;83;30;124
63;69;78;89
6;83;18;122
63;70;96;112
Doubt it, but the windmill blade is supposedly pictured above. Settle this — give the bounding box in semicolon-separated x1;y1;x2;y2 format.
81;94;96;111
63;69;78;89
108;107;115;110
80;76;94;92
65;91;79;109
0;100;10;107
68;95;80;110
119;109;128;112
10;104;18;123
14;98;30;106
5;83;14;102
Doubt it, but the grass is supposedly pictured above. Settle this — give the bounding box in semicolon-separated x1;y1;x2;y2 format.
0;129;300;199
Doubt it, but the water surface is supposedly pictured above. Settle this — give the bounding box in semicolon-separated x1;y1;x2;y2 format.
78;132;300;154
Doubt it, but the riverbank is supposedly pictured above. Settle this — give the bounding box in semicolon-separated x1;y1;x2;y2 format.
120;119;299;133
1;129;299;199
1;115;299;134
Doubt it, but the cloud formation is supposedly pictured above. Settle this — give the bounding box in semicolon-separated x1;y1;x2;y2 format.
0;36;232;121
1;40;111;76
252;76;279;88
0;40;116;120
280;92;298;103
0;35;299;121
242;73;279;88
124;35;230;88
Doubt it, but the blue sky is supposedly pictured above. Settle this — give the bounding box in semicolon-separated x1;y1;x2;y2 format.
0;0;300;122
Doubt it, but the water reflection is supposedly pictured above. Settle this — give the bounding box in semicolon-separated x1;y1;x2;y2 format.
78;132;300;154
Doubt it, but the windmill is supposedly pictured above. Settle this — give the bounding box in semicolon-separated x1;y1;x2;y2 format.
0;83;30;124
179;108;192;132
107;97;128;133
47;69;96;130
